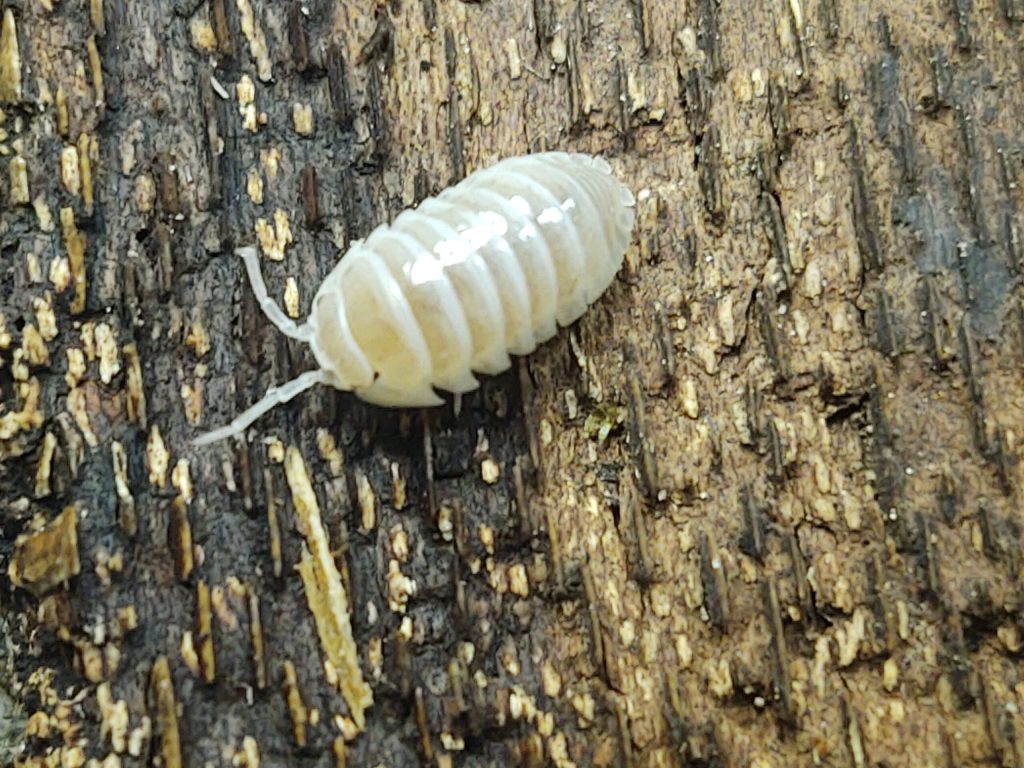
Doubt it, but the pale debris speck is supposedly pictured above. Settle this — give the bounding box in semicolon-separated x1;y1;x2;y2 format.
95;322;120;384
133;172;156;212
255;209;293;262
266;438;285;464
284;277;300;319
33;196;54;232
235;0;273;81
146;425;170;489
10;347;28;381
210;74;229;100
355;470;376;532
9;153;28;204
750;67;767;98
481;457;500;484
96;682;130;753
292;103;313;135
997;624;1022;653
260;147;281;178
504;38;521;79
803;260;823;299
367;635;383;676
390;461;407;509
190;18;217;52
49;255;70;293
620;621;639;653
440;732;465;751
564;388;578;419
508;563;529;597
185;320;210;357
540;659;561;697
65;348;86;387
681;378;699;419
675;634;693;668
111;440;133;521
32;295;57;341
458;641;475;665
478;524;495;555
472;669;486;689
389;525;409;562
835;608;868;666
181;382;204;430
60;145;81;196
67;386;97;446
246;167;264;204
397;615;414;640
236;74;259;132
25;252;41;283
34;431;57;497
127;719;150;758
180;630;200;676
61;747;86;767
882;657;899;692
80;321;96;360
124;343;148;428
549;31;567;64
172;458;193;503
386;559;416;613
437;503;454;542
316;429;344;475
21;323;49;366
707;657;733;697
236;73;255;106
334;715;359;742
509;687;537;721
233;735;260;768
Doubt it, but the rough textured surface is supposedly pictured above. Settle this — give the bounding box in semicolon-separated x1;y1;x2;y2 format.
1;0;1022;766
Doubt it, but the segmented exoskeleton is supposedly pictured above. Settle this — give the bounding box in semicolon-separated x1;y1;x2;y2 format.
194;151;636;446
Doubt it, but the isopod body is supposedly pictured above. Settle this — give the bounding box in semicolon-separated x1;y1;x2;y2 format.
194;151;636;446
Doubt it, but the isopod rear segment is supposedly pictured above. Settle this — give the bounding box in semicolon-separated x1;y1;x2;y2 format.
193;151;636;447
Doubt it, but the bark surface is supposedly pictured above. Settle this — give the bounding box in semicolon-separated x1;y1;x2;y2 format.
1;0;1022;767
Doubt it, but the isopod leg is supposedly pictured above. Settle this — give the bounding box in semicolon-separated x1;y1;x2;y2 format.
192;369;327;446
237;246;313;342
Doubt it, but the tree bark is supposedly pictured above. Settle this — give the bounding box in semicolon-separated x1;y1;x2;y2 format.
2;0;1023;767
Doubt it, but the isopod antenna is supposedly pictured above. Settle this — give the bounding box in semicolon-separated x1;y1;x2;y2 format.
192;247;322;446
237;246;314;342
192;369;327;446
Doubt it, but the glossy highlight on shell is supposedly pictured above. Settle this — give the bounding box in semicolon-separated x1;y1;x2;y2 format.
194;151;636;446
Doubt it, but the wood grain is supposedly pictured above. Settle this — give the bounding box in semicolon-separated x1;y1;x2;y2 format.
1;0;1022;766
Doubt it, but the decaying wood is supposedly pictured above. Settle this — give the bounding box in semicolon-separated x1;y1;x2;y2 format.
1;0;1022;766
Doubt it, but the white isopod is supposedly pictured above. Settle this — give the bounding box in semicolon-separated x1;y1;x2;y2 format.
194;151;636;446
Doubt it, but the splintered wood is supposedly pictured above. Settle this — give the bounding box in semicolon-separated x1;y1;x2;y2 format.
0;9;21;101
9;506;80;597
284;445;373;730
149;657;183;768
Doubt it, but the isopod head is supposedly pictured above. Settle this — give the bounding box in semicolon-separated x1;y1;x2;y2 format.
305;281;375;394
305;261;447;408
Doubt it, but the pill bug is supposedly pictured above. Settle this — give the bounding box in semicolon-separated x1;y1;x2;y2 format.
194;151;636;446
